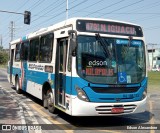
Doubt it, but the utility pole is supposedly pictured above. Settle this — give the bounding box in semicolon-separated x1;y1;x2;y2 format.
9;21;15;41
66;0;68;20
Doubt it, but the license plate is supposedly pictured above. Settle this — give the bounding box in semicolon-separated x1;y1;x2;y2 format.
111;107;124;113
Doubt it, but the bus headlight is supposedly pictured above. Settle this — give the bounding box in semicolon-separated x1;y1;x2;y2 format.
76;87;89;102
142;89;147;100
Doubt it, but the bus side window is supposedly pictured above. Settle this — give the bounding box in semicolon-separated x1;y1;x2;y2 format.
39;33;53;62
29;38;39;62
21;42;29;61
15;43;21;62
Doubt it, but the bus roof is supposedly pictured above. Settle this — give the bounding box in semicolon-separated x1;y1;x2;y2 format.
10;17;142;44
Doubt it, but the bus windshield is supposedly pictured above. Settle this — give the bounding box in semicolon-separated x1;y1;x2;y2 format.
77;35;146;84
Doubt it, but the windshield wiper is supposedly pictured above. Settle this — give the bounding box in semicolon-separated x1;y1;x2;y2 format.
95;33;112;59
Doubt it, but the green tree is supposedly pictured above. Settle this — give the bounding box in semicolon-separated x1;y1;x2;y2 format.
0;50;9;65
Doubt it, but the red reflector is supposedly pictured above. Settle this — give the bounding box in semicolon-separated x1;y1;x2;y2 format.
111;107;124;113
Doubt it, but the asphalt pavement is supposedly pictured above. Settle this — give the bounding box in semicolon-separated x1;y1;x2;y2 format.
0;68;25;133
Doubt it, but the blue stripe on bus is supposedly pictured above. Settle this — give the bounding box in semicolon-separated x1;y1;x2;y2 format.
12;67;22;77
71;77;147;102
10;67;147;103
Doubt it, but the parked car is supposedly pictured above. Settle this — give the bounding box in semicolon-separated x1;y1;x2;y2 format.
151;68;160;72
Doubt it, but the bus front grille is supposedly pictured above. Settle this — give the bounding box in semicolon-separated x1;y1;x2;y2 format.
95;104;137;115
92;87;139;93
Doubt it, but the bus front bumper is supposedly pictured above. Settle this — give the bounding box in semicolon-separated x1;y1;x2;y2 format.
71;96;147;116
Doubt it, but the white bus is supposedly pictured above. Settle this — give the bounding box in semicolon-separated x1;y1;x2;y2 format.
8;17;147;116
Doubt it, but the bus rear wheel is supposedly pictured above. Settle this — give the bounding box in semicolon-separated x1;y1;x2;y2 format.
15;77;22;94
46;90;55;113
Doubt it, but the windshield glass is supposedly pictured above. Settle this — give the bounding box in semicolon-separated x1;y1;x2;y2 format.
77;35;146;84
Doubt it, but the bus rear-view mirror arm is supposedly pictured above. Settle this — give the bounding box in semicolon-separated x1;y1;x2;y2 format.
68;30;77;56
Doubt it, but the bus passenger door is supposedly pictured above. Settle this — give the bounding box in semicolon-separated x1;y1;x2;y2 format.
55;38;68;107
21;42;29;91
9;49;14;83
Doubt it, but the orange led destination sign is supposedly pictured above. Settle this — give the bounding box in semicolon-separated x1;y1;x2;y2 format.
85;68;114;76
77;20;143;37
86;23;135;35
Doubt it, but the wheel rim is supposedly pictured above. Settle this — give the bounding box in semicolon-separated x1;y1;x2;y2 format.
16;79;19;91
47;92;53;107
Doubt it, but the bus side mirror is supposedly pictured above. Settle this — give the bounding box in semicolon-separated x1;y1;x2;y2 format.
68;30;77;56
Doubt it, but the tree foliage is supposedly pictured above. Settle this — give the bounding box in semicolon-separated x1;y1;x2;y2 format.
0;49;9;65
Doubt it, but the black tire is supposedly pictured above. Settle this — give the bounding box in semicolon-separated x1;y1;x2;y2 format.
15;77;22;94
47;90;55;113
42;92;48;108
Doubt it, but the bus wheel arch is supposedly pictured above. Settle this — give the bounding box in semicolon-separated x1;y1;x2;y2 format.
42;82;55;113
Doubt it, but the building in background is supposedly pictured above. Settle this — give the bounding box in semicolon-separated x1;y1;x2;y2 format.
148;48;160;70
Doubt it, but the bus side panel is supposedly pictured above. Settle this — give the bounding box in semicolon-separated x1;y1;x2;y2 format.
25;63;54;100
12;62;22;86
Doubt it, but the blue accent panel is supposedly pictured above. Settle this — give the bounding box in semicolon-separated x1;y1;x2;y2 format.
85;87;141;102
11;66;56;91
71;77;89;95
22;36;27;41
116;39;128;45
126;83;140;87
12;67;21;77
116;39;142;46
90;83;109;87
131;40;142;46
65;76;72;94
25;70;56;91
71;76;148;103
118;72;127;83
27;70;49;84
84;86;145;102
22;61;27;91
141;77;148;87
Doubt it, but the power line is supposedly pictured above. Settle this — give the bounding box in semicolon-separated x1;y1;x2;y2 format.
22;0;88;34
28;0;45;10
14;0;47;24
27;11;66;32
31;0;65;23
15;0;31;12
104;0;160;20
69;0;89;10
144;25;160;31
69;0;104;17
10;1;65;40
32;0;60;17
84;0;125;17
1;0;31;32
98;0;145;17
130;14;160;22
73;11;160;15
2;0;160;47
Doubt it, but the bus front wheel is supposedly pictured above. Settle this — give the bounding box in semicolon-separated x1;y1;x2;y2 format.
47;90;55;113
